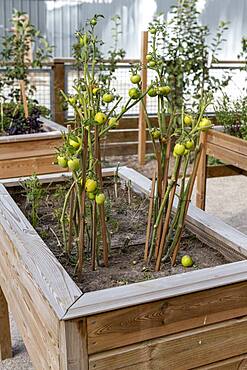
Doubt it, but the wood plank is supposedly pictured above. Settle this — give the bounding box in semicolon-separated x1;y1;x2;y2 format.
104;129;147;143
87;281;247;354
197;354;247;369
207;164;246;178
0;167;117;186
0;137;63;160
0;183;82;318
207;129;247;157
64;260;247;319
0;226;61;369
0;286;12;360
89;317;247;370
207;142;247;171
0;154;66;179
101;141;153;157
59;319;88;370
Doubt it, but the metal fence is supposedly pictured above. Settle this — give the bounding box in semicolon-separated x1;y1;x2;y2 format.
0;67;53;110
0;60;246;121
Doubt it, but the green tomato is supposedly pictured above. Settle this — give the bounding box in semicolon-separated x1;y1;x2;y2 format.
57;155;68;168
68;158;80;172
92;87;100;95
128;88;141;100
69;137;81;149
96;193;106;205
181;255;193;267
85;178;97;193
184;115;193;126
102;93;114;103
199;117;212;131
146;54;153;62
90;18;97;26
108;117;119;127
87;192;95;200
148;88;157;97
174;143;185;156
68;97;76;105
149;60;156;68
157;86;171;96
149;27;156;34
185;140;194;150
94;112;107;125
130;74;141;84
151;129;161;140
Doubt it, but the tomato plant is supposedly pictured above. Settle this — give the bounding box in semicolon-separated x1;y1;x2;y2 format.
57;15;149;276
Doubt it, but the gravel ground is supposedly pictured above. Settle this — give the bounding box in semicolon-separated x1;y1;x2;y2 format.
1;173;247;370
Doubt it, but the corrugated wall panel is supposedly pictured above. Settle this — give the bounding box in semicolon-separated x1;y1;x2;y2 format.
0;0;247;59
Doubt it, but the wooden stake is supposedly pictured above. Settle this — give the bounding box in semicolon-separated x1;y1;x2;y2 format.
138;31;148;165
95;126;109;267
196;131;208;210
77;129;88;278
19;80;29;118
144;169;156;262
67;188;75;255
91;201;97;271
155;159;181;271
0;287;12;361
171;145;203;265
154;140;172;258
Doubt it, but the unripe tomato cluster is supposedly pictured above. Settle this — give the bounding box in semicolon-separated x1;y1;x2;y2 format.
147;84;171;98
85;178;105;204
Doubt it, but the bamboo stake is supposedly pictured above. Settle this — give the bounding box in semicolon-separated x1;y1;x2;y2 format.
67;188;75;255
196;131;208;210
91;200;97;270
19;80;29;118
171;144;203;265
95;126;109;267
77;128;88;278
138;31;148;165
154;139;172;258
155;158;181;271
144;169;156;262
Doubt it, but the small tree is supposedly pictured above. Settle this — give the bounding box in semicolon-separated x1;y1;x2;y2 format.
1;9;53;103
147;0;230;111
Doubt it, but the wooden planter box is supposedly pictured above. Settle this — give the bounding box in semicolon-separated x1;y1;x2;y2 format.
1;167;247;369
0;117;67;179
196;128;247;209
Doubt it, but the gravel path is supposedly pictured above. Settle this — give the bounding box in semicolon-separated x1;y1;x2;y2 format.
1;174;247;370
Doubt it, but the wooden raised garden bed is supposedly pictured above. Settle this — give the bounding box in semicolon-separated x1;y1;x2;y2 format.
0;117;67;180
1;167;247;369
196;128;247;210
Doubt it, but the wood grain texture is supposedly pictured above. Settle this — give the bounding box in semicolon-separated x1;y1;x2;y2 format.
207;129;247;157
0;286;12;360
64;260;247;319
0;154;66;179
89;317;247;370
87;281;247;354
198;354;247;369
207;142;247;171
0;183;81;318
59;319;88;370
